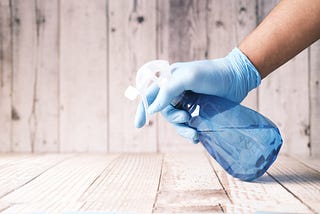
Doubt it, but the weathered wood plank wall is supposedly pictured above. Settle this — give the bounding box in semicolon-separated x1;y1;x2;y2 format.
109;0;157;152
0;0;319;156
0;0;12;152
60;0;107;152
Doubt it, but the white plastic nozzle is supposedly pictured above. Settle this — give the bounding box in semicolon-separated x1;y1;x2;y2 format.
125;85;140;101
125;60;170;125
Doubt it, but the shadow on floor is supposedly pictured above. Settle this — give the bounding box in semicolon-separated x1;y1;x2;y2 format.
254;170;320;184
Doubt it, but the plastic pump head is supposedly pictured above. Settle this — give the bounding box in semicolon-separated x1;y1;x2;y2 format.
125;60;170;123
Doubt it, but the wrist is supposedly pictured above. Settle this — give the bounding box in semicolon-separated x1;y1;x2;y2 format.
227;47;261;87
225;48;261;102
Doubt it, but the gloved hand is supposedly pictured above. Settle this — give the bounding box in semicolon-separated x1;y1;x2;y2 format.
135;48;261;143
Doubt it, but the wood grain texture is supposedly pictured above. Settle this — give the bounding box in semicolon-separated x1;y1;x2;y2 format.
310;40;320;157
0;153;32;168
0;201;9;213
0;154;72;199
157;0;207;152
0;0;318;155
294;155;320;172
258;0;310;155
208;154;313;213
259;50;310;156
0;153;318;213
10;0;59;153
267;155;320;213
33;0;59;152
153;153;229;213
108;0;158;152
0;0;12;152
11;0;36;152
80;154;162;213
1;154;118;213
59;0;108;152
207;0;258;110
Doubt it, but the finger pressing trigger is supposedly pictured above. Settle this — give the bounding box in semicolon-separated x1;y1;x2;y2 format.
161;105;190;124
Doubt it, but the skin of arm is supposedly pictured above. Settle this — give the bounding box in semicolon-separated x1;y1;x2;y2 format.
239;0;320;79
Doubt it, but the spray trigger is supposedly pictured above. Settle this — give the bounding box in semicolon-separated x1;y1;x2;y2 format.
124;60;170;125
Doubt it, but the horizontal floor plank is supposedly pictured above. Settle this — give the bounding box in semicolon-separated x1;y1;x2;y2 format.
0;153;318;213
153;153;229;213
294;155;320;172
0;201;9;213
0;154;33;167
207;153;313;213
0;154;73;199
267;155;320;213
80;154;162;213
1;154;118;213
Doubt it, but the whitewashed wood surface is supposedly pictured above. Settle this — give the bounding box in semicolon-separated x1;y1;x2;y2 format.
0;153;319;213
59;0;108;152
0;0;319;155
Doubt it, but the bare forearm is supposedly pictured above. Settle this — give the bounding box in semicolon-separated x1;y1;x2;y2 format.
239;0;320;78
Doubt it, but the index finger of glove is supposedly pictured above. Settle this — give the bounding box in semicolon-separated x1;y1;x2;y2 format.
147;63;191;114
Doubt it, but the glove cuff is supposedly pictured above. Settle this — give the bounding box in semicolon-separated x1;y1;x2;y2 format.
227;48;262;93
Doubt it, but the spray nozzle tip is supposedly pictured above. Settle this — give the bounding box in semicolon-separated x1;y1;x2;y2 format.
125;85;140;101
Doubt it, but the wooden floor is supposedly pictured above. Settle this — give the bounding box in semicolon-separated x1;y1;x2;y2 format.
0;153;319;214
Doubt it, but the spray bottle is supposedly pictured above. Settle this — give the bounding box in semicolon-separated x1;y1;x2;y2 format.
125;60;282;181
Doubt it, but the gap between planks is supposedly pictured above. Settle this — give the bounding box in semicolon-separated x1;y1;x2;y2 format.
0;153;75;200
207;153;319;213
0;153;163;214
0;153;319;213
0;154;118;213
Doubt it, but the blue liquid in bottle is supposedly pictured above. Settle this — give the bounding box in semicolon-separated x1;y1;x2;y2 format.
172;91;283;181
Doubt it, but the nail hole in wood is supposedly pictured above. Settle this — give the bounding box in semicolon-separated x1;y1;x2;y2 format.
215;20;223;27
14;17;20;25
137;16;144;23
240;6;247;13
12;107;20;121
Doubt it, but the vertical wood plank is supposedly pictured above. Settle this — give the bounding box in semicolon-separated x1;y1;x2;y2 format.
258;0;310;155
11;0;36;152
60;0;107;152
33;0;59;152
207;0;258;110
0;0;12;152
2;0;59;153
207;0;236;58
157;0;207;152
109;0;157;152
259;52;310;156
310;40;320;157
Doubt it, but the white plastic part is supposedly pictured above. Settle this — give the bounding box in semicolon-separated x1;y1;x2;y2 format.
124;60;170;124
125;85;140;101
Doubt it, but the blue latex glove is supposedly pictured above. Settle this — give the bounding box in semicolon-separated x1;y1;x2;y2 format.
135;48;261;143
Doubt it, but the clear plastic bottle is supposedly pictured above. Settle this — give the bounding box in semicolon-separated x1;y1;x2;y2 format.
172;90;283;181
125;60;283;181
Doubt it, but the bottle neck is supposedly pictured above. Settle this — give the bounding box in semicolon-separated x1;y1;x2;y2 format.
171;90;199;113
